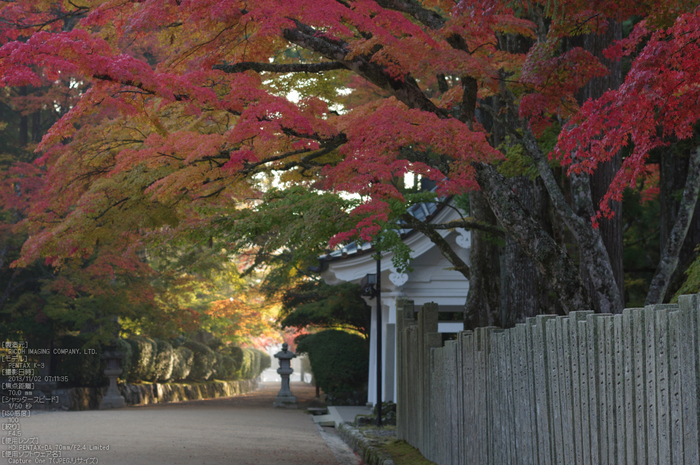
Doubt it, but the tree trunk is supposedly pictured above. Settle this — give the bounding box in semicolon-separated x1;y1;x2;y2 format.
501;177;539;327
531;177;562;314
32;111;42;143
464;191;501;329
660;145;700;298
479;94;541;326
19;87;28;147
646;146;700;304
475;163;592;314
576;21;625;307
520;128;622;313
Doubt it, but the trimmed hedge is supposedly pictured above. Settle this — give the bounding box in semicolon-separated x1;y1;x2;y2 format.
212;352;224;379
296;330;368;397
126;337;158;382
227;346;243;379
260;350;271;371
237;348;270;380
213;353;237;380
251;349;261;377
153;339;174;382
49;335;266;386
171;346;193;381
184;340;216;381
239;349;254;379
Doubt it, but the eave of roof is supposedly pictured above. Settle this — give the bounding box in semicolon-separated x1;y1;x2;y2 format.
308;194;451;273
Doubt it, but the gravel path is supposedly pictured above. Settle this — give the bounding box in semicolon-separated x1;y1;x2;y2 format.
1;382;362;465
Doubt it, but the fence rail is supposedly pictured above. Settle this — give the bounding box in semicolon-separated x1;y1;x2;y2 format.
396;295;700;465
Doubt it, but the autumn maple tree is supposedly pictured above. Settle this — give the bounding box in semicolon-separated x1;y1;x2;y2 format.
1;0;699;328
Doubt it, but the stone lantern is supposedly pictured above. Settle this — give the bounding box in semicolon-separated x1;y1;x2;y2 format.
273;343;297;408
99;350;126;409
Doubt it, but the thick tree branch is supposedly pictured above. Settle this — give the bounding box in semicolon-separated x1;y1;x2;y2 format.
482;103;622;313
374;0;446;30
93;74;189;102
91;197;129;221
646;145;700;304
400;213;471;279
373;0;475;57
240;133;347;174
3;7;88;30
484;103;593;233
461;76;478;126
474;163;591;312
437;74;449;93
282;21;447;117
214;61;347;73
520;127;621;313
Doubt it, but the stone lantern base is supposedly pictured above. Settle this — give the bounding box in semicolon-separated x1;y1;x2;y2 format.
99;350;126;410
100;392;126;410
273;394;298;409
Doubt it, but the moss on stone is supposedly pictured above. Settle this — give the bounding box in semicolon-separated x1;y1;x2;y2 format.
379;440;435;465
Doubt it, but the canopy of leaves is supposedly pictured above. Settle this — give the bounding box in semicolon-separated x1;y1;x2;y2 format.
0;0;698;318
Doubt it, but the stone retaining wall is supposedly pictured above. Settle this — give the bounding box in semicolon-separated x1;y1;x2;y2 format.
50;379;258;411
396;294;700;465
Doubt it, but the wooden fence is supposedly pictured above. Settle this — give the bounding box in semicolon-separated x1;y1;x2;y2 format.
395;295;700;465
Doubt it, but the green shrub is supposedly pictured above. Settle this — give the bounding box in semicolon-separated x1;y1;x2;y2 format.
114;338;133;382
153;339;174;382
212;352;224;379
226;346;243;379
251;349;261;377
184;340;216;381
259;350;271;371
206;338;224;351
224;354;238;379
234;348;269;379
52;335;106;388
213;354;236;379
171;336;187;349
249;349;270;378
171;346;193;380
296;330;368;397
126;336;158;382
239;349;254;379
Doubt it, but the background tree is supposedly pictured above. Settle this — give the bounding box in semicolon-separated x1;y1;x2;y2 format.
279;281;371;338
